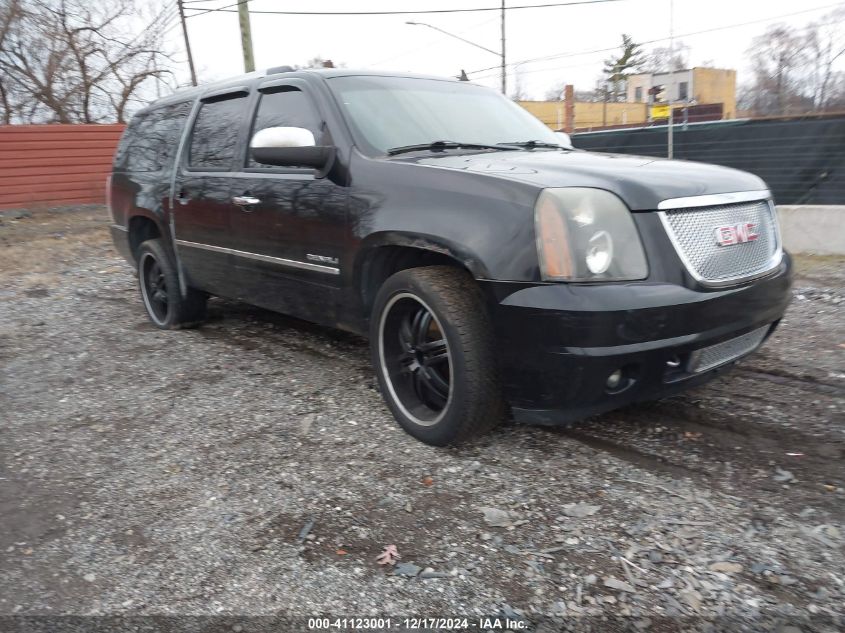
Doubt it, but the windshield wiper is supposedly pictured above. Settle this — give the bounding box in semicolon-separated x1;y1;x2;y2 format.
387;140;519;156
499;140;566;149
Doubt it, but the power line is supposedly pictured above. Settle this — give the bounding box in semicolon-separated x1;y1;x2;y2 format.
466;1;845;77
183;0;242;19
182;0;624;18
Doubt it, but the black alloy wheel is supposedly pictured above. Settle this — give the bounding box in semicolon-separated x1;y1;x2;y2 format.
136;238;207;329
380;292;452;425
370;266;506;446
140;252;169;325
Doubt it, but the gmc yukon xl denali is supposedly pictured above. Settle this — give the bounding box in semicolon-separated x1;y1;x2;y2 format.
109;68;792;446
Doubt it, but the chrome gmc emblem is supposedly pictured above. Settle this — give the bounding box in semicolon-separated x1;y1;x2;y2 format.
714;222;759;247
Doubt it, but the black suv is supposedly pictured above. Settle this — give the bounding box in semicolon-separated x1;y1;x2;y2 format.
109;69;792;446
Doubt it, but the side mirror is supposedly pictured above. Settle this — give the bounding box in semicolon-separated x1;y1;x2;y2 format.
250;126;334;169
555;131;574;149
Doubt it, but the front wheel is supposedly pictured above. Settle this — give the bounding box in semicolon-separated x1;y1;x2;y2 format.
137;238;207;329
370;266;505;446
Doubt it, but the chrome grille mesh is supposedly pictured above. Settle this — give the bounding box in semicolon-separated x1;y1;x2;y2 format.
661;200;779;283
688;326;769;373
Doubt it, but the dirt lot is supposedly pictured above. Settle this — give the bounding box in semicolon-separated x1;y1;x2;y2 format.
1;206;843;631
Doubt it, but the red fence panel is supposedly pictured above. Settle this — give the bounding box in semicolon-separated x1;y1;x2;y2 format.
0;124;125;209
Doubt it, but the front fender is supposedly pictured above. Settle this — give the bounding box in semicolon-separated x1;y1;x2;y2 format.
348;151;543;281
356;231;490;279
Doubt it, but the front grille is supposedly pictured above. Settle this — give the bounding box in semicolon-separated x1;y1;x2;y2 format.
687;326;769;373
660;199;780;284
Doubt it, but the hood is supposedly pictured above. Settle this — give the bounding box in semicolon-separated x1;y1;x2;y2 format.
402;149;767;211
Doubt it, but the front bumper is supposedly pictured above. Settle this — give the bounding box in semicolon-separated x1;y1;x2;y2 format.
480;254;793;424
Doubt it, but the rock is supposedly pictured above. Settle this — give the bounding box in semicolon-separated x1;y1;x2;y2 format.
498;603;526;623
773;468;795;483
297;517;315;542
479;507;513;527
419;568;448;579
2;209;32;220
680;589;703;612
823;525;840;540
708;561;743;573
584;574;597;585
561;502;602;518
603;577;635;593
648;550;663;563
393;562;421;577
83;573;96;582
657;577;674;589
298;413;315;435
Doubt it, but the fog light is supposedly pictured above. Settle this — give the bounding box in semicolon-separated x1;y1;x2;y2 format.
606;369;623;390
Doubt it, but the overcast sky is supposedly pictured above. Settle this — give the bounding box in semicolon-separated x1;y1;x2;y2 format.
167;0;845;98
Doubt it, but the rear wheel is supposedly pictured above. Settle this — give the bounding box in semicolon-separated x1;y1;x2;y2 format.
370;266;505;446
137;238;206;329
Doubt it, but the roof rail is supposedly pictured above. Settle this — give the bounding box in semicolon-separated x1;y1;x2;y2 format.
267;65;295;75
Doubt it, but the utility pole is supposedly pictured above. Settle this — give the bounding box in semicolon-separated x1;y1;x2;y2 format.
177;0;197;86
500;0;507;95
238;0;256;73
667;0;674;158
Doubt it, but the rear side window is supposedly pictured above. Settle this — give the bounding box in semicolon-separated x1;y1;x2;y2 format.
118;102;191;173
248;87;321;168
189;95;249;170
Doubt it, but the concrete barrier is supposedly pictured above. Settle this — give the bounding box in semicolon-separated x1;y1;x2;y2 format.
777;206;845;255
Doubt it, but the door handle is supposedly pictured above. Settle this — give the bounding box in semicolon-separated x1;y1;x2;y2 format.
232;195;261;207
176;189;190;205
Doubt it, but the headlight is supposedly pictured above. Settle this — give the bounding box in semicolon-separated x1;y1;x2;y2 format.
534;188;648;281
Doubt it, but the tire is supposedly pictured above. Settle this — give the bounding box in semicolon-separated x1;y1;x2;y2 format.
137;238;207;329
370;266;506;446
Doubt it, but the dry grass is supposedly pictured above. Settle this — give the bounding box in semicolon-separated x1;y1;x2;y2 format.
0;205;114;288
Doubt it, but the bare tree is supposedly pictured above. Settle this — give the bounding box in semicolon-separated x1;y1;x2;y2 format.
298;57;344;69
804;6;845;111
0;0;24;124
510;64;529;101
543;81;568;102
0;0;174;124
743;24;810;116
646;40;690;73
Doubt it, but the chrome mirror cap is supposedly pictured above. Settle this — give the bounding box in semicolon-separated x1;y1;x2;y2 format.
250;126;316;150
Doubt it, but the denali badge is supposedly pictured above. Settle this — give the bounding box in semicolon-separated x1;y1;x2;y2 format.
714;222;759;247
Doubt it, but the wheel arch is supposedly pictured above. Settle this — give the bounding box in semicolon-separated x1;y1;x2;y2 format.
127;213;167;262
354;232;487;319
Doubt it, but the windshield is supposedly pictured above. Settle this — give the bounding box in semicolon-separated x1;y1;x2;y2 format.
327;75;561;155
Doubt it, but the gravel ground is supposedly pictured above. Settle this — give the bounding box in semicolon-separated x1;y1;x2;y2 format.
1;206;843;632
